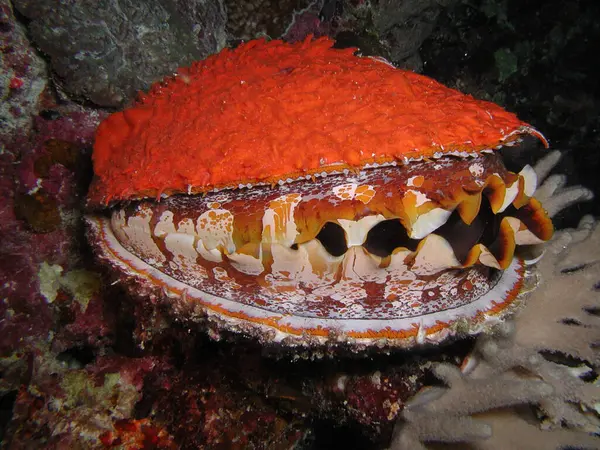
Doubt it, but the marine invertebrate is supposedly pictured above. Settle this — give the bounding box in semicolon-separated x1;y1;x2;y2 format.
390;152;600;449
86;37;554;351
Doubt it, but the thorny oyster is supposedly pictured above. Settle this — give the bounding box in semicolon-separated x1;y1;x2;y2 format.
86;37;553;351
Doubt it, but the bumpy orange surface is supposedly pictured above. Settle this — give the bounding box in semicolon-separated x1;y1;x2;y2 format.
89;36;534;205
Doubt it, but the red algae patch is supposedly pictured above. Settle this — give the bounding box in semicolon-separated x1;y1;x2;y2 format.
88;36;536;205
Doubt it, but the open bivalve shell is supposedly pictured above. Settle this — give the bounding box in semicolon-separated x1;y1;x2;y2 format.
86;37;553;351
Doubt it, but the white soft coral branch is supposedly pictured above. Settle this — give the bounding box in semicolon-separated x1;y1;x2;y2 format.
533;150;594;217
514;216;600;366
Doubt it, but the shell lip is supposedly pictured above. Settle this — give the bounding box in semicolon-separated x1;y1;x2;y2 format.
86;213;533;351
88;127;547;208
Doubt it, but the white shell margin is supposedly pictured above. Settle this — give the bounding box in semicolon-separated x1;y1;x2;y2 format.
87;215;528;350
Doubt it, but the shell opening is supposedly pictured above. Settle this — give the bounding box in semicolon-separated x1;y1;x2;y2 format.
436;196;498;264
315;222;348;257
90;153;553;349
363;219;418;257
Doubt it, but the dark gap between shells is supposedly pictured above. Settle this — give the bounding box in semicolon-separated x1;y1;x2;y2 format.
315;222;348;257
364;219;419;257
437;196;500;263
312;196;522;262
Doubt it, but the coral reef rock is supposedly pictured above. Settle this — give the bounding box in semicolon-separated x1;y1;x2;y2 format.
0;0;47;143
12;0;227;107
225;0;313;40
